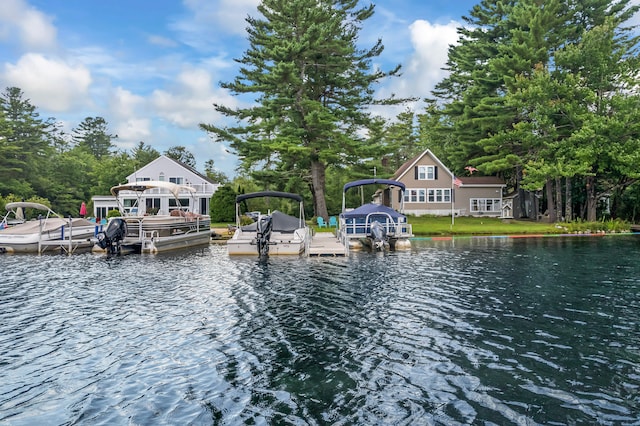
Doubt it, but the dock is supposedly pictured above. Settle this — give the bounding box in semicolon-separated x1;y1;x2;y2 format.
308;232;346;256
38;239;95;254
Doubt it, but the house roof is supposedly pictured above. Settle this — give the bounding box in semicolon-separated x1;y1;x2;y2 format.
391;149;506;187
164;156;218;185
457;176;505;186
130;155;218;185
391;149;453;181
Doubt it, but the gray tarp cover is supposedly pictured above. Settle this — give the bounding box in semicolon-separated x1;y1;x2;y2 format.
241;210;302;232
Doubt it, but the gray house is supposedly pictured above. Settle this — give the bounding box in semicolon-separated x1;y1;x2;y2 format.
391;149;506;217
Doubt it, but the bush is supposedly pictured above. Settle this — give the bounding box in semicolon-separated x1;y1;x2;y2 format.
210;185;236;222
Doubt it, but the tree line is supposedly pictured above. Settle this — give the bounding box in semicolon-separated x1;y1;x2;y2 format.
204;0;640;223
4;0;640;224
0;87;227;217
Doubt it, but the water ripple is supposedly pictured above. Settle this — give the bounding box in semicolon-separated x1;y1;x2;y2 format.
0;237;639;424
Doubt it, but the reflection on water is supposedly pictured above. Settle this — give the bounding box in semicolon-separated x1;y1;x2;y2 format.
1;236;639;424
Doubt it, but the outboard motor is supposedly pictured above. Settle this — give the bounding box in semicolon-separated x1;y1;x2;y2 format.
96;218;127;255
369;220;388;251
256;214;273;257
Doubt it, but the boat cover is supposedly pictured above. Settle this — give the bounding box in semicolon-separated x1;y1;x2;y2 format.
240;210;303;232
343;179;405;192
341;203;405;219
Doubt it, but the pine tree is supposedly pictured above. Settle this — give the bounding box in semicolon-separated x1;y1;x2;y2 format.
0;87;53;198
72;116;116;160
200;0;403;219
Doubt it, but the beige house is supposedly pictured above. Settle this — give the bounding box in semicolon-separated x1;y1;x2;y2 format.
391;149;506;217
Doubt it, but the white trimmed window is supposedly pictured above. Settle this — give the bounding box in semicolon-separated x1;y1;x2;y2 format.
427;189;451;203
470;198;501;213
417;165;435;180
404;189;426;203
169;177;184;184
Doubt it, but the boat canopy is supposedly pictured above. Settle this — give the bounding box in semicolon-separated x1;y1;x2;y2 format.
343;179;405;192
236;191;303;204
341;203;405;219
110;181;196;198
240;210;303;232
5;202;54;212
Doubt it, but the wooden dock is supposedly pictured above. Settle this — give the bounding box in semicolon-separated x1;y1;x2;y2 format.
308;232;346;256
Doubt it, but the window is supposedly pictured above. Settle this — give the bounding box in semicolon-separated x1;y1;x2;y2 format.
145;198;160;214
169;198;191;210
470;198;502;213
169;177;184;184
417;165;435;180
427;189;451;203
136;177;150;182
404;189;426;203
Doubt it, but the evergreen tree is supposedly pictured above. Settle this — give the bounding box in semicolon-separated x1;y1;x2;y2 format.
0;87;54;198
204;159;229;184
432;0;640;222
200;0;404;219
209;185;236;222
72;116;116;160
131;141;160;169
165;146;196;168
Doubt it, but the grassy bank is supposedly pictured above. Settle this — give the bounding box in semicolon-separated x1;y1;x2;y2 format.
213;215;631;237
408;216;559;236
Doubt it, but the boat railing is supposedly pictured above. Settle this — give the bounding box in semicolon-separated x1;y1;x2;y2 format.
340;214;412;238
123;216;211;239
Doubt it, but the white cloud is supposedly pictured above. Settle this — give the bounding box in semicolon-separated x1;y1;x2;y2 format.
107;87;151;147
389;19;460;100
150;67;238;128
0;0;56;51
170;0;259;52
182;0;259;35
113;117;152;150
147;34;179;48
2;53;91;111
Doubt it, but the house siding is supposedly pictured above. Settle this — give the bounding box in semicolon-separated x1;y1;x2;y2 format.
392;149;505;217
92;155;220;218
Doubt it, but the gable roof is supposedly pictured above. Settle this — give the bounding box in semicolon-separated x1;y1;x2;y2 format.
391;149;454;181
131;155;218;185
391;149;506;187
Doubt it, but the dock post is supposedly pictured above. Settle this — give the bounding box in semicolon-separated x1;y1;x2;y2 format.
68;216;72;255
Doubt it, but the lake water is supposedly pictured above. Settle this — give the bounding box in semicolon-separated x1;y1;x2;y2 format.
1;235;639;425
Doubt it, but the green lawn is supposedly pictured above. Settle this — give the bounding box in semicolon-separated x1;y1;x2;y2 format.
407;215;559;236
214;215;630;237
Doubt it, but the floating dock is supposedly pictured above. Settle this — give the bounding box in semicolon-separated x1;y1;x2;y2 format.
38;239;95;254
308;232;346;256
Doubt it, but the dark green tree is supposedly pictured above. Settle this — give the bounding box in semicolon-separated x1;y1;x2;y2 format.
72;117;116;160
131;141;160;169
165;145;196;168
209;184;236;222
200;0;404;219
0;87;54;199
204;159;229;184
432;0;640;222
90;151;135;195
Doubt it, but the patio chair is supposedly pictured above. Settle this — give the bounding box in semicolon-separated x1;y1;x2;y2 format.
317;217;328;228
329;216;338;228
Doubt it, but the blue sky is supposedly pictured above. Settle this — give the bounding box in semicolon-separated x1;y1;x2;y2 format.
0;0;482;178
